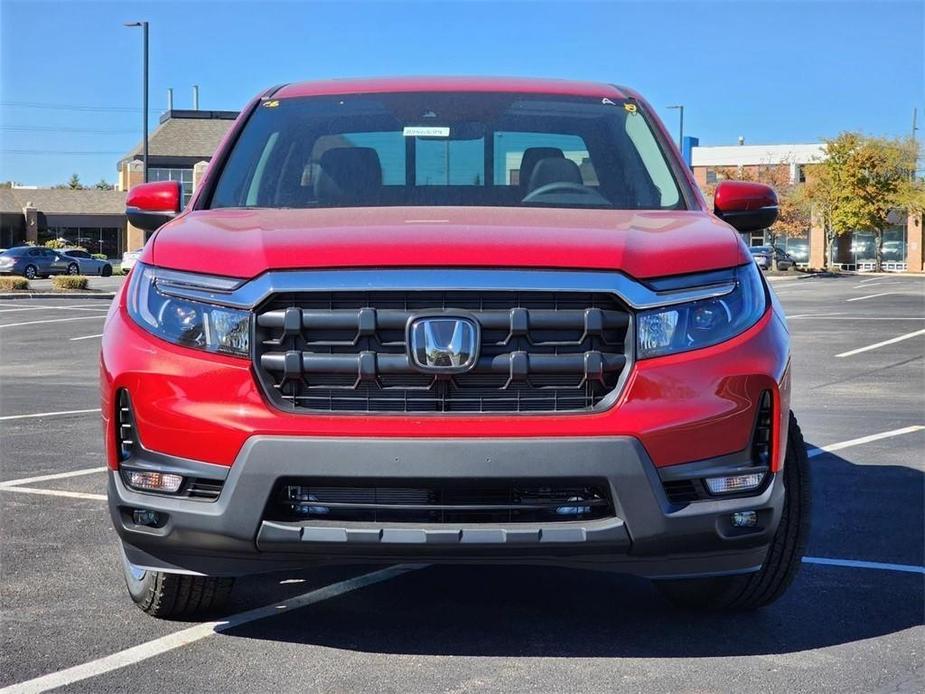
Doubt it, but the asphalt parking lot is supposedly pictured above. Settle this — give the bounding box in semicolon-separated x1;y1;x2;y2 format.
1;274;923;693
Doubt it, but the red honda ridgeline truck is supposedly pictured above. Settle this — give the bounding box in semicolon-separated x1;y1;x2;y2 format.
104;77;809;618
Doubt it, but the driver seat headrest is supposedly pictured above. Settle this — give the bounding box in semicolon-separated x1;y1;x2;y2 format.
518;147;564;189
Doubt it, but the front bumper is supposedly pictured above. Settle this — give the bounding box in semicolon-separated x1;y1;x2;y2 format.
112;436;784;579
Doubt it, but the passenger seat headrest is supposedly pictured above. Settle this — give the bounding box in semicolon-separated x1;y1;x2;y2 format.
314;147;382;204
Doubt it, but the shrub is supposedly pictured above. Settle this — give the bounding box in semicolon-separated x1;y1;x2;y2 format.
51;275;89;290
45;239;67;249
0;276;29;291
91;253;107;261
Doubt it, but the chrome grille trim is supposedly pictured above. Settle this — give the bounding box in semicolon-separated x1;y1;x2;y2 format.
155;268;736;311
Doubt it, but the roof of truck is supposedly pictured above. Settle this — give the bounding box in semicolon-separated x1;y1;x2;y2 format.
273;76;628;100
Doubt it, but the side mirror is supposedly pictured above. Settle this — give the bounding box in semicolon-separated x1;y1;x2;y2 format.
125;181;182;232
713;181;779;233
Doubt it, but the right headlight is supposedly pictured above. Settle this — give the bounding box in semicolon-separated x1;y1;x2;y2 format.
126;262;250;358
636;263;767;359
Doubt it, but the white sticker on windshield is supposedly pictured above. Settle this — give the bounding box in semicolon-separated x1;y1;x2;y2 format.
403;126;450;138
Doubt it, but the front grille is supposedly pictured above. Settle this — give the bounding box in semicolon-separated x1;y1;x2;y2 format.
265;479;614;523
252;290;630;413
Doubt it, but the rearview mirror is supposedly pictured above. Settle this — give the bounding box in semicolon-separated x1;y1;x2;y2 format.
125;181;182;232
713;181;778;233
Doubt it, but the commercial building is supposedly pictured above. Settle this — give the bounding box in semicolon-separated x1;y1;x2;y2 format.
690;142;923;272
0;187;126;255
1;108;237;256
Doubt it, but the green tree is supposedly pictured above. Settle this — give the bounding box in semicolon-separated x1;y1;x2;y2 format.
94;178;114;190
67;173;83;190
811;133;923;271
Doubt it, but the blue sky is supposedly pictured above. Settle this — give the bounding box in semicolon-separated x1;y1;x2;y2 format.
1;0;922;187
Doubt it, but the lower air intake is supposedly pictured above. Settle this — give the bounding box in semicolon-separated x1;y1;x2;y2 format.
266;479;614;524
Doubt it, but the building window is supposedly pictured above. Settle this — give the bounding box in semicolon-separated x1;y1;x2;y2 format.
705;169;717;185
149;167;194;205
797;165;807;183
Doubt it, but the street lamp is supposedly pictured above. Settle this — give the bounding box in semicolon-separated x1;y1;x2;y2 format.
666;104;684;150
124;21;149;183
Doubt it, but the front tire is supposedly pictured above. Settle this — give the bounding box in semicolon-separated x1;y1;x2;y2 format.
101;264;113;277
120;546;235;619
657;412;810;611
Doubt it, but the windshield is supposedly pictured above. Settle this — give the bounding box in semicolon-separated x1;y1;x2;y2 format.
208;92;685;211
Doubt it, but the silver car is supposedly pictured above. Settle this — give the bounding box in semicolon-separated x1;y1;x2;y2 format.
60;248;114;276
749;245;795;271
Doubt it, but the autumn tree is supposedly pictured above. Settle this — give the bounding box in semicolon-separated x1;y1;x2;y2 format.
809;133;923;271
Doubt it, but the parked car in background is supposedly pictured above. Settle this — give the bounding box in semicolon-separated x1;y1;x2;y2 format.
749;245;795;271
0;246;70;279
60;248;113;276
121;249;142;274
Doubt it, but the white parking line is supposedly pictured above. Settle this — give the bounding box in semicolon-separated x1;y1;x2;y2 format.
69;333;103;341
0;466;105;488
0;564;422;694
802;557;925;574
0;315;106;329
851;282;897;289
789;316;924;321
835;329;925;358
0;408;101;422
0;487;106;501
0;305;109;314
806;425;925;458
845;291;896;302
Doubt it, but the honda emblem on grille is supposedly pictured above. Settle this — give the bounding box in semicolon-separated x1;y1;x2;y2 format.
408;316;480;373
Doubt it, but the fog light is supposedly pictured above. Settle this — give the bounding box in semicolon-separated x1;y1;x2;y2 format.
126;470;183;493
731;511;758;528
132;509;160;526
704;472;765;495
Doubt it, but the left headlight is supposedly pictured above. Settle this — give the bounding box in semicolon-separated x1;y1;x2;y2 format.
126;263;250;358
636;263;767;359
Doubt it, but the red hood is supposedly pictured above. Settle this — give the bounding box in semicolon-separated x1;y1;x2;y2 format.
147;206;748;280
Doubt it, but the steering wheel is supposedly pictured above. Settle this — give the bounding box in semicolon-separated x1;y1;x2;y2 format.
522;182;597;203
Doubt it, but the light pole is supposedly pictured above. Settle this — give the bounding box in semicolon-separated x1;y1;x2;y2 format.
124;21;149;182
666;104;684;150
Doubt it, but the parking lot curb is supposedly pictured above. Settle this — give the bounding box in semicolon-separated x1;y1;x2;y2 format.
0;292;115;300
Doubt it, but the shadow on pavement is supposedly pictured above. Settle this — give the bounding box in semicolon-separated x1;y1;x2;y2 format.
224;447;923;658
